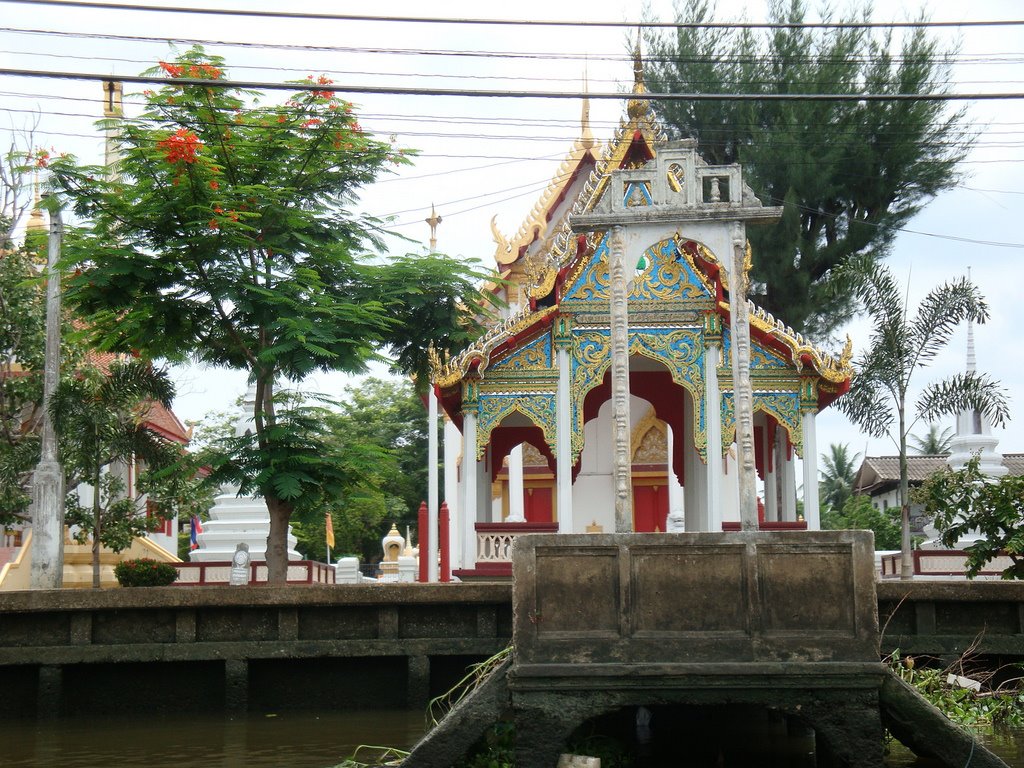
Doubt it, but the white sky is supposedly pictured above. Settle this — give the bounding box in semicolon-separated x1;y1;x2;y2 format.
0;0;1022;464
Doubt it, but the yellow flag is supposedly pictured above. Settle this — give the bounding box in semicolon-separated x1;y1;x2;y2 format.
325;512;335;549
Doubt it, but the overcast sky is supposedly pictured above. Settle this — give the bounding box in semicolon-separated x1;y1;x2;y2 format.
1;0;1021;465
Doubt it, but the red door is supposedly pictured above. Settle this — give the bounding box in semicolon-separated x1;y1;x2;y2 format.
633;483;668;532
524;486;553;523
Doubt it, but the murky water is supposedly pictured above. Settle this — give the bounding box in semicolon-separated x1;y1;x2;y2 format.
1;711;1020;767
0;710;426;768
885;727;1024;766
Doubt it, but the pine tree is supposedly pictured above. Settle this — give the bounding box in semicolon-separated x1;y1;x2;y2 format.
645;0;972;337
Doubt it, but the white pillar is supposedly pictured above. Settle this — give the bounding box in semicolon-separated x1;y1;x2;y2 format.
704;340;723;533
427;389;439;582
443;419;461;569
728;224;759;530
462;410;478;572
556;344;574;533
666;425;684;517
781;437;797;522
764;426;779;523
507;445;525;522
802;409;821;530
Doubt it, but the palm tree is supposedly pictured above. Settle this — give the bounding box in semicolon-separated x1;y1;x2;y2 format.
909;423;954;455
51;360;177;588
820;443;860;511
834;257;1009;580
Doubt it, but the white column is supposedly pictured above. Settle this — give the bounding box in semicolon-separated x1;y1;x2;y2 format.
461;410;478;572
781;437;797;522
704;341;723;533
764;427;779;523
507;445;525;522
608;226;633;532
427;389;439;582
666;425;684;517
556;344;574;533
802;409;821;530
443;419;461;569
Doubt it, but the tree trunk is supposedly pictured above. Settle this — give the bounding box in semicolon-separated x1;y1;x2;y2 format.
265;495;290;584
899;410;913;581
92;455;102;589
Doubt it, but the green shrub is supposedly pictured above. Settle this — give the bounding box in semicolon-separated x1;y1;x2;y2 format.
114;558;178;587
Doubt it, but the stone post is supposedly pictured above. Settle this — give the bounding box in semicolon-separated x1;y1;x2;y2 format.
703;311;724;532
555;315;574;533
31;204;65;590
427;387;439;582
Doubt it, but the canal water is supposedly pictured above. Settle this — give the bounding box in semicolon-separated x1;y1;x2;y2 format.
1;711;1021;767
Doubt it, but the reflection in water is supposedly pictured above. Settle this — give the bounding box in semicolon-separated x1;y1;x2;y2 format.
2;710;425;768
3;709;1022;767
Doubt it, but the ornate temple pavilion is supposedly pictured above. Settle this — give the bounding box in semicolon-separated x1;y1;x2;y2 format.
426;61;853;579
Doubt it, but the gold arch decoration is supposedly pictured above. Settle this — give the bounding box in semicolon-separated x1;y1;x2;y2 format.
476;393;557;460
720;391;804;456
631;406;668;465
570;328;707;464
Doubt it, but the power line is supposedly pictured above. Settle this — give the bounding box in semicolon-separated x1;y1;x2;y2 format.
4;66;1024;101
4;26;1024;67
4;0;1024;31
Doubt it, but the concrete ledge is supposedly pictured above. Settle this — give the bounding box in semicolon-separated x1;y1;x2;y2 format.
0;583;512;612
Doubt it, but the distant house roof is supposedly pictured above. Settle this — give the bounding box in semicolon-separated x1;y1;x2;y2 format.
854;454;1024;496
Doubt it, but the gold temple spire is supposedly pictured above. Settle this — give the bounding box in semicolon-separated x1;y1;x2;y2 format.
580;68;594;151
627;28;650;120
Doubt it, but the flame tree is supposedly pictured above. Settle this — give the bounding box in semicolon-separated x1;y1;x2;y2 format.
49;48;487;582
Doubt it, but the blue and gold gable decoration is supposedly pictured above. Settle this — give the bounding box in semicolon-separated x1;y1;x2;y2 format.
432;61;853;465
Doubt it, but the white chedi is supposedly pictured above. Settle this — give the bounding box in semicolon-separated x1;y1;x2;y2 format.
190;384;301;562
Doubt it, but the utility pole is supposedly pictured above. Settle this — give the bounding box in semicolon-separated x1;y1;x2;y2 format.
30;201;65;590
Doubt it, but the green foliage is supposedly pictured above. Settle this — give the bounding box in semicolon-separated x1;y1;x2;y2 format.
887;652;1024;728
113;557;178;587
914;457;1024;579
833;256;1009;576
819;442;860;512
821;494;901;551
645;0;972;337
52;360;183;586
48;47;490;582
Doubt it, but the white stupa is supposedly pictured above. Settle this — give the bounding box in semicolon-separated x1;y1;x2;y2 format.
190;384;300;562
946;319;1008;479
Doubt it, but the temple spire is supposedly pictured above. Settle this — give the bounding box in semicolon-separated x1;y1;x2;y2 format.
425;204;442;251
25;173;45;236
580;68;594;150
965;267;976;374
627;28;650;121
102;80;123;181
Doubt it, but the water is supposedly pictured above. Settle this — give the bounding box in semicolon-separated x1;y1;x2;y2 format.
1;711;1020;767
0;710;426;768
885;727;1024;767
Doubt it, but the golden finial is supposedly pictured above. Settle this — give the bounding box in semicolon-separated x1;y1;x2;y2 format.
581;68;594;151
425;203;442;251
627;27;649;120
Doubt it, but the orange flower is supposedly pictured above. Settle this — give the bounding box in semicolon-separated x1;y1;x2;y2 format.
209;180;219;190
157;128;203;164
208;219;219;230
159;61;184;78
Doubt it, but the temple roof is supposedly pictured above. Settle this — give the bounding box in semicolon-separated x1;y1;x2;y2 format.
433;50;852;407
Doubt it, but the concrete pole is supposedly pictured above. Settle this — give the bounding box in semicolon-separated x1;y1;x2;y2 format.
31;204;65;590
427;388;439;582
556;345;573;533
728;224;759;531
608;226;633;532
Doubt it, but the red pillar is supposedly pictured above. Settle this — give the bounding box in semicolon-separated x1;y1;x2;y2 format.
439;501;451;582
417;500;428;583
